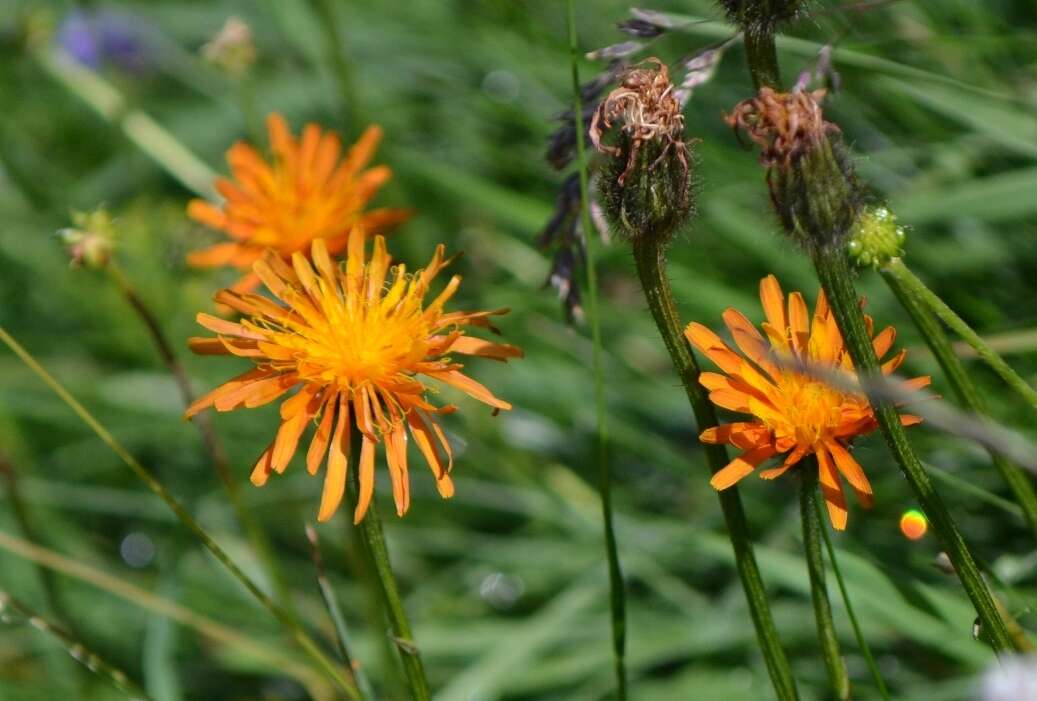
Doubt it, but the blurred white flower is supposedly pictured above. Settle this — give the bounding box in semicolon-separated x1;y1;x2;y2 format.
980;655;1037;701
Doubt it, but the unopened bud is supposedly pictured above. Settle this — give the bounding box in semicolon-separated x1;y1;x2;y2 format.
848;206;906;269
58;208;115;269
727;87;862;253
591;58;692;245
201;16;255;78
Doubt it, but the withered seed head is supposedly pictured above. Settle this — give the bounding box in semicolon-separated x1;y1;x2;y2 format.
718;0;807;33
591;58;693;245
727;87;862;253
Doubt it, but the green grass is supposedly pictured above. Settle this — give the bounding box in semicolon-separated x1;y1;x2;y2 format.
2;0;1037;699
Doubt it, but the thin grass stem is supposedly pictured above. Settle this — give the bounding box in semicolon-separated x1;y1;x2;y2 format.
816;502;892;701
884;258;1037;409
565;2;628;697
0;325;358;698
631;237;799;700
106;263;297;620
0;590;154;701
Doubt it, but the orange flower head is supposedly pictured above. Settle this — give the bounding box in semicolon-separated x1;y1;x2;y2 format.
186;229;522;523
186;113;410;294
685;275;929;529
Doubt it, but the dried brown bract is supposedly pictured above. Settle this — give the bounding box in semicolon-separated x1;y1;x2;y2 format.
590;58;688;186
725;87;839;168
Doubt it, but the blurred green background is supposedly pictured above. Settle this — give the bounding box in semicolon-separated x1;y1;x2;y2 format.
2;1;1037;699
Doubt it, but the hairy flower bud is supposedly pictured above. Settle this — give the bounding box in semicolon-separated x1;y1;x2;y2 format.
591;58;692;244
727;87;862;252
848;206;906;268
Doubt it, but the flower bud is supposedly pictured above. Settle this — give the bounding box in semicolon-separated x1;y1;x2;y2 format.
591;58;692;245
201;16;256;78
58;208;115;270
727;88;862;253
847;206;906;268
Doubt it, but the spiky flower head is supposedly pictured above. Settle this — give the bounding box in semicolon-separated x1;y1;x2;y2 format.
186;113;410;294
726;88;862;253
848;206;906;269
591;58;692;244
59;208;115;269
685;275;929;529
186;230;522;523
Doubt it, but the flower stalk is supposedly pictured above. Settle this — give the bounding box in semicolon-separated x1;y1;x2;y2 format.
347;427;431;701
799;458;849;700
883;257;1037;409
566;2;627;697
632;236;799;701
881;262;1037;536
811;247;1014;652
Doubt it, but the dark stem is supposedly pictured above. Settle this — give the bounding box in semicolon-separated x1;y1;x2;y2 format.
743;28;782;90
799;458;849;700
631;236;799;701
566;1;628;697
348;428;431;701
882;264;1037;536
811;246;1014;652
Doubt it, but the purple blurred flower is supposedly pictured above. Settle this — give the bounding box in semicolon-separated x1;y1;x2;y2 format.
57;9;149;72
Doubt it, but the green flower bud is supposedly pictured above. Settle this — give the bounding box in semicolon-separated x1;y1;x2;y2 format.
58;208;116;270
591;59;693;245
848;206;906;269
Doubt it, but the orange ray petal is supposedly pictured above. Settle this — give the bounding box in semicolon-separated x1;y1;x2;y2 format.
251;440;276;487
429;369;511;410
817;448;848;530
318;394;351;522
760;275;787;333
825;439;874;508
684;323;743;375
710;445;775;490
352;433;377;524
306;391;338;475
759;443;809;479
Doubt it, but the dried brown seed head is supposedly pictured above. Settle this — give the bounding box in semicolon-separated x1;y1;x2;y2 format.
725;87;839;168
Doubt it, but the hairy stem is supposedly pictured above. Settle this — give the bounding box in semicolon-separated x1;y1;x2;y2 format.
566;1;628;697
0;326;358;698
799;459;849;700
883;258;1037;409
811;248;1013;652
632;237;799;701
882;264;1037;536
348;430;430;700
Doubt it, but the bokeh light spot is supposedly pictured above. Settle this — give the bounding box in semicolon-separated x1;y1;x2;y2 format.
900;509;928;540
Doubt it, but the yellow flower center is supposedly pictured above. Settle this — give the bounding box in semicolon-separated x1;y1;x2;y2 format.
770;371;850;447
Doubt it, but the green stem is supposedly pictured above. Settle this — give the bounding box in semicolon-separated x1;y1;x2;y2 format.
0;326;358;698
0;590;155;701
106;264;298;621
799;459;849;701
566;2;628;697
743;27;782;90
810;248;1014;653
816;502;891;701
882;263;1037;535
631;237;799;701
348;431;430;701
882;258;1037;409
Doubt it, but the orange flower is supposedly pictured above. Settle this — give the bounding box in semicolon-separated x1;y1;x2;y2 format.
186;113;410;293
685;275;929;529
185;230;522;523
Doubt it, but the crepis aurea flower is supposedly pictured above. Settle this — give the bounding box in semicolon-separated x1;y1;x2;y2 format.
726;87;862;253
591;58;692;244
685;275;929;529
185;230;522;523
186;113;410;294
